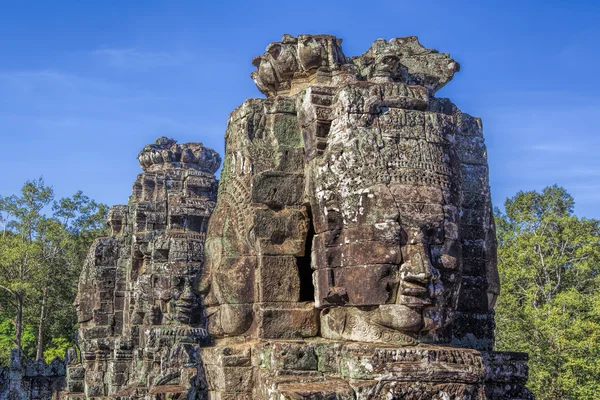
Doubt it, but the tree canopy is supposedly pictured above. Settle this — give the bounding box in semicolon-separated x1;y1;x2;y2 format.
495;185;600;399
0;177;107;364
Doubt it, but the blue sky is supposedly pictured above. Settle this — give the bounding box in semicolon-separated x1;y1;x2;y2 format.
1;0;599;218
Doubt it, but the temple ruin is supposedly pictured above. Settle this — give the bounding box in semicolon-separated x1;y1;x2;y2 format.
53;34;532;399
66;138;220;399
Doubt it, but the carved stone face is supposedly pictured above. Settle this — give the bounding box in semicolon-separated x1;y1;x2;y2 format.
73;290;93;324
74;241;106;324
371;53;400;79
379;184;461;334
107;207;127;237
313;103;462;340
174;279;199;324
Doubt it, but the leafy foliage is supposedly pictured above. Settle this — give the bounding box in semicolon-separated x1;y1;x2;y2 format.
0;178;107;364
43;337;71;363
0;316;35;365
495;185;600;399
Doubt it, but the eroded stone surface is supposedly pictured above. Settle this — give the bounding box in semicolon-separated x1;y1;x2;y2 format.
204;33;498;348
201;34;530;399
200;340;532;399
0;349;66;400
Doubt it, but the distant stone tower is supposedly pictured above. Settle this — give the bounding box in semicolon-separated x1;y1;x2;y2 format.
67;137;220;399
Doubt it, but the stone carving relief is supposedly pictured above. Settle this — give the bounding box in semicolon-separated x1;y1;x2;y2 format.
0;349;66;400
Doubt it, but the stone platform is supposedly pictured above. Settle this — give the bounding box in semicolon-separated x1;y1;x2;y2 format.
201;340;532;399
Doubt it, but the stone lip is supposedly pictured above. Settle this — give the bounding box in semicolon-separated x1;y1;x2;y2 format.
251;34;460;97
137;136;221;173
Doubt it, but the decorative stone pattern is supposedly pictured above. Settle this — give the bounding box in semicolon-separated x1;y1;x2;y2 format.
202;340;531;399
0;349;66;400
201;34;532;399
67;137;220;399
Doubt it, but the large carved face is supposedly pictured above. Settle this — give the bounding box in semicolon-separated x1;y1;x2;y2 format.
381;184;462;334
74;239;115;325
73;288;93;324
313;105;462;339
107;206;127;236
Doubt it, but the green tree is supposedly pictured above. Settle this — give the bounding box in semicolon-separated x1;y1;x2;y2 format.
40;191;107;361
0;177;53;352
0;178;107;364
495;185;600;399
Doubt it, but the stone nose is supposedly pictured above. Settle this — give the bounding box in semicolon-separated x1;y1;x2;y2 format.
400;241;438;285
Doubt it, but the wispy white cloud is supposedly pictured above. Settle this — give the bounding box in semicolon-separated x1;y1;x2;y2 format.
0;70;122;99
568;183;600;207
482;89;600;218
0;66;225;151
530;143;577;153
559;26;600;69
560;167;600;178
92;48;191;68
0;69;177;119
0;62;227;209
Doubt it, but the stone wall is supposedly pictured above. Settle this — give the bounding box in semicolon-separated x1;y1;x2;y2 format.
0;349;66;400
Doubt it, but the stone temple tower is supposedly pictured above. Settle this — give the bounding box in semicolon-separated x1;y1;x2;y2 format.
66;35;532;400
200;34;532;399
67;137;220;399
